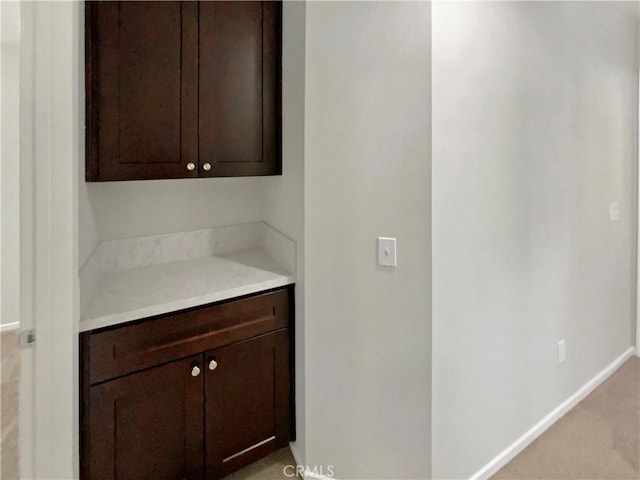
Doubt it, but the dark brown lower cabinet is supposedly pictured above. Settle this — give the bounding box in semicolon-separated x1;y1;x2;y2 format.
88;356;204;480
205;331;290;478
81;288;294;480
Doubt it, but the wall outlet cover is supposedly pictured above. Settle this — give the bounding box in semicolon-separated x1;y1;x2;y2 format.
558;339;566;364
610;202;621;222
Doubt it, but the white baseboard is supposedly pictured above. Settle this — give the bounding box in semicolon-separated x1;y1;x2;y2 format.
289;442;303;467
289;442;339;480
302;471;338;480
0;322;20;332
470;346;636;480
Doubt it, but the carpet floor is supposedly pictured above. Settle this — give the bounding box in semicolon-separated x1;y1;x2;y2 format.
227;357;639;480
493;356;639;480
224;447;299;480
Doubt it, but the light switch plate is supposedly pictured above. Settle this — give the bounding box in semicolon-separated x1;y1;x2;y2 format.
378;237;397;267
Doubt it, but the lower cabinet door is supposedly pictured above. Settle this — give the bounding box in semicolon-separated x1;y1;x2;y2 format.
87;355;205;480
205;330;291;479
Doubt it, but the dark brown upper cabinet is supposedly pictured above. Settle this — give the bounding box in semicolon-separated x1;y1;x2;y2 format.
85;1;282;182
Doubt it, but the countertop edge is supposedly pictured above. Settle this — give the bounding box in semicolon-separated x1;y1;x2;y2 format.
79;276;295;333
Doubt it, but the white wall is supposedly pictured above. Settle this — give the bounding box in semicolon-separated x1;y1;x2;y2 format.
78;180;97;267
304;2;431;478
1;0;22;328
261;0;307;464
85;178;264;243
432;2;639;478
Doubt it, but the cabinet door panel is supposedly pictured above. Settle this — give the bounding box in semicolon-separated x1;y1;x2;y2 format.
87;356;204;480
119;2;180;165
87;2;198;181
199;2;281;177
205;330;290;478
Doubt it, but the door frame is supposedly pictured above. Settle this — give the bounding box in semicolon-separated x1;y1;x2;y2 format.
637;21;640;358
1;1;35;476
18;2;80;477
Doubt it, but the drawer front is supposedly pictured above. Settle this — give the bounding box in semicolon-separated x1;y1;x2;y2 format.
86;288;290;384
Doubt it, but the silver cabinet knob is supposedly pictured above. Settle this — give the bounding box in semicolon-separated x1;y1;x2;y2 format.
191;365;201;377
208;359;218;371
187;162;196;171
203;163;212;171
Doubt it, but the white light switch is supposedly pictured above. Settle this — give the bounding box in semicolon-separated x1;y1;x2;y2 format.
610;202;620;222
378;237;397;267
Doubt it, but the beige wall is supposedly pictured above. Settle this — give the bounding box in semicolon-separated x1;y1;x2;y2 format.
432;2;639;478
84;178;265;244
304;2;432;477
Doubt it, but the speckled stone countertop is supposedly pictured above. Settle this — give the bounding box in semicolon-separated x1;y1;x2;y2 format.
79;223;295;332
80;249;294;332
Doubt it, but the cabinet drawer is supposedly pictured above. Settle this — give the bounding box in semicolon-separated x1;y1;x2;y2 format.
86;288;290;384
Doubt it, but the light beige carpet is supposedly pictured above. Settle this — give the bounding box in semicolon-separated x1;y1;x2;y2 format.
493;356;639;480
1;330;20;480
228;358;639;480
224;448;300;480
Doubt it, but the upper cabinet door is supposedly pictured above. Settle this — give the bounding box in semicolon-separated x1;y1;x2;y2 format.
86;2;198;181
198;2;282;177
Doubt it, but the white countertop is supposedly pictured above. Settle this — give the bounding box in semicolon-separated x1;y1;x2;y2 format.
80;248;294;332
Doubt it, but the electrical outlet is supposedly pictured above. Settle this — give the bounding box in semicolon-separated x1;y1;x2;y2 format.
610;202;620;222
558;339;566;364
